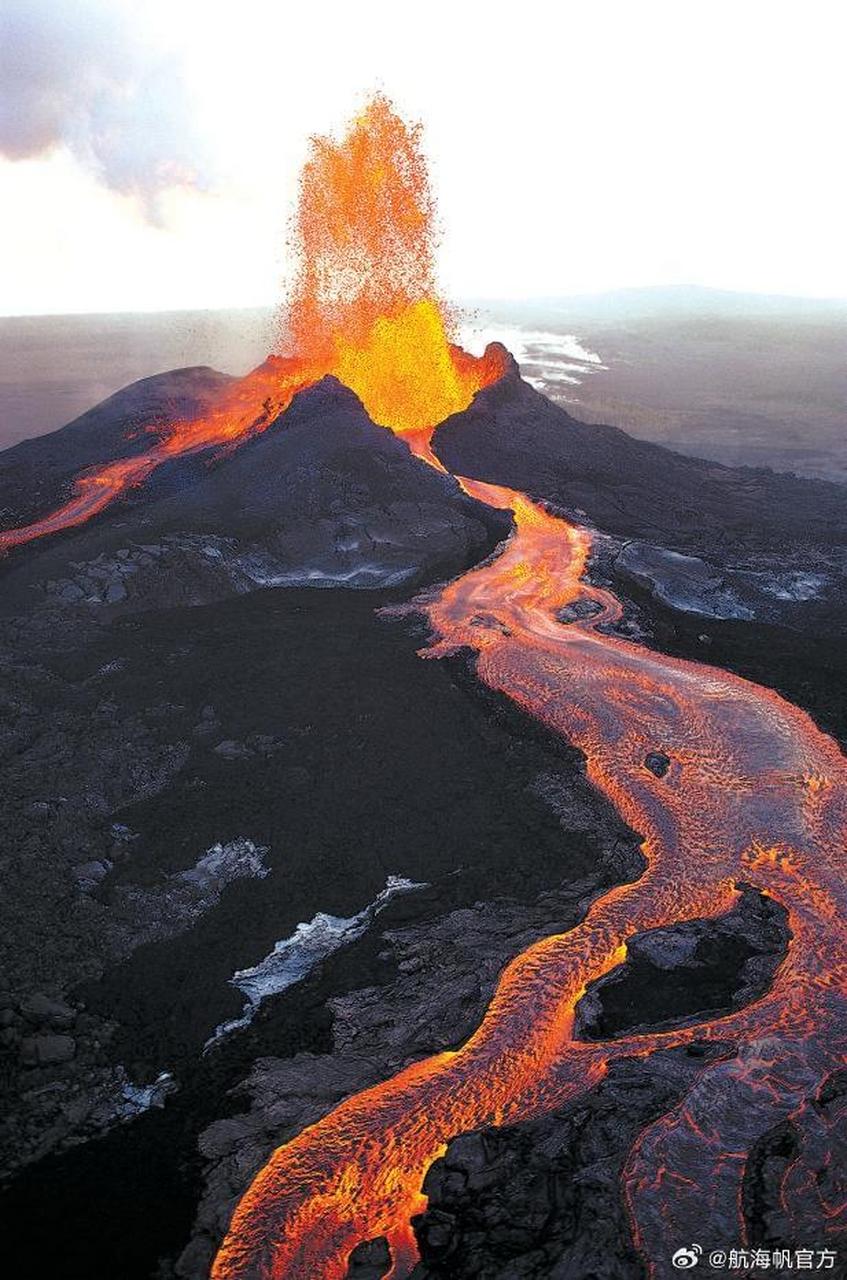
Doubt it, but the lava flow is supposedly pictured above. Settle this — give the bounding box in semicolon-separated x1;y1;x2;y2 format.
212;486;847;1279
0;95;504;555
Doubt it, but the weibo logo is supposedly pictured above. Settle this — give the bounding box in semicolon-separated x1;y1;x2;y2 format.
671;1245;703;1269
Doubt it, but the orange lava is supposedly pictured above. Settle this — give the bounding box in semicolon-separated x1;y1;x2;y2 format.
287;95;502;438
0;97;503;556
212;487;847;1280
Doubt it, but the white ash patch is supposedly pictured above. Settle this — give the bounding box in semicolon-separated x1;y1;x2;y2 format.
206;875;425;1048
239;559;416;588
752;570;829;601
615;541;833;622
105;838;270;962
176;838;270;892
459;322;605;375
115;1069;175;1119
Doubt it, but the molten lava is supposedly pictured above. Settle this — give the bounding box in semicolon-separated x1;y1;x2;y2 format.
211;489;847;1279
0;95;503;555
287;94;498;437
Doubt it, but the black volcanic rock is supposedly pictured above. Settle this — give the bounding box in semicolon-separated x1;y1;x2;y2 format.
0;366;233;528
346;1237;392;1278
410;1044;730;1280
0;374;511;614
643;750;670;778
432;367;847;560
574;886;789;1040
122;374;511;579
613;540;837;626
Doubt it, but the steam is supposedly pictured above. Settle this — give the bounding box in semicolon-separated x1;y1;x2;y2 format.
0;0;214;221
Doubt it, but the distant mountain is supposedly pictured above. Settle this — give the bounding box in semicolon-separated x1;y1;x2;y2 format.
468;284;847;326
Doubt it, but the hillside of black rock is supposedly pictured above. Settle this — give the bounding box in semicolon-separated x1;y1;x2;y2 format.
0;375;511;616
0;367;233;528
433;357;847;561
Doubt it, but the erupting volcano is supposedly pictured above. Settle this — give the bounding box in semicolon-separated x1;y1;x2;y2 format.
0;95;504;555
1;95;845;1280
285;95;505;446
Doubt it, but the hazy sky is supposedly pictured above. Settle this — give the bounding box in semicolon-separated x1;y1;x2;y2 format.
1;0;845;316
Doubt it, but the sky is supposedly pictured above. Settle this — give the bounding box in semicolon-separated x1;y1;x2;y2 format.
1;0;845;316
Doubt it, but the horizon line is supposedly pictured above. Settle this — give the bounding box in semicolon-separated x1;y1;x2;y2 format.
3;282;847;323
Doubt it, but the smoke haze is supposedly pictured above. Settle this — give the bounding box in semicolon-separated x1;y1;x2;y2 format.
0;0;213;220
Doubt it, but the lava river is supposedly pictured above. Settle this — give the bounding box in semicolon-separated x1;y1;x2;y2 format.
211;481;847;1280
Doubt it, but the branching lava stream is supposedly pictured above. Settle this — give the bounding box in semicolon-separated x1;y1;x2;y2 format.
212;482;847;1279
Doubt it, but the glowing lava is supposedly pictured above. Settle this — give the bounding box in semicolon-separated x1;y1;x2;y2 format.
0;96;503;555
287;95;502;439
211;487;847;1280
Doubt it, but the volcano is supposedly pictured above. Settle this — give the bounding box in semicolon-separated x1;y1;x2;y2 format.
0;94;507;558
1;98;847;1280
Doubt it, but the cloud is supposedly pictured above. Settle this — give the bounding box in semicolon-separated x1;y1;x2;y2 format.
0;0;215;221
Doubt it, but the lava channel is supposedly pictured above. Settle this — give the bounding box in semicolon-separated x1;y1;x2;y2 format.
211;483;847;1280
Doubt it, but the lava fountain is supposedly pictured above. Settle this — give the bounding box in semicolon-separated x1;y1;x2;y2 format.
0;95;504;554
286;95;503;444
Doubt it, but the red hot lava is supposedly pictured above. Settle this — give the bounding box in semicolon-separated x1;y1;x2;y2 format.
211;486;847;1279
